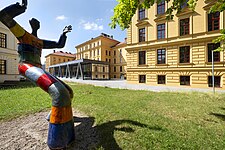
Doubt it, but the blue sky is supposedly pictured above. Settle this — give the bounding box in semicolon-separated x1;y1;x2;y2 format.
1;0;126;64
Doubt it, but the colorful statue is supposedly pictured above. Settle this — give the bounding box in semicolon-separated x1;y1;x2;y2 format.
0;0;74;149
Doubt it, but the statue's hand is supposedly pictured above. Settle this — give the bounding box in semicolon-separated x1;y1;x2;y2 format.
63;25;72;35
22;0;27;7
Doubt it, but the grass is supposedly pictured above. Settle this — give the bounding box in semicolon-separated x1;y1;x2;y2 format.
1;82;225;149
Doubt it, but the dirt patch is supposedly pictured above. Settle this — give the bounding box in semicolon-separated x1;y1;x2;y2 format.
0;111;99;150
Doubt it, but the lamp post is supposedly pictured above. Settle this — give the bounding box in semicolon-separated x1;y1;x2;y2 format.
212;50;215;94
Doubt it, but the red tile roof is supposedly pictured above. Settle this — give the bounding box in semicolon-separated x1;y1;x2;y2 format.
45;51;76;58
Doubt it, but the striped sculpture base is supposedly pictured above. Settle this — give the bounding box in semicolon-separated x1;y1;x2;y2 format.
47;119;75;149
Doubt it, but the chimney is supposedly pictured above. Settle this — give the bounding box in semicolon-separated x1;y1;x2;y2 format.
111;35;113;39
53;50;55;53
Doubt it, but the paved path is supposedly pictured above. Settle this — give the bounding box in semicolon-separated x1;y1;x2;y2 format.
60;78;225;93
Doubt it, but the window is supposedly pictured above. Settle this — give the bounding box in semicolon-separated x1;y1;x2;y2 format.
120;66;122;72
180;46;190;63
158;75;165;84
157;24;165;39
120;57;122;63
63;59;65;62
180;76;190;86
97;49;99;55
103;67;105;72
139;75;146;83
208;76;221;87
95;66;98;72
106;58;108;62
138;8;145;20
139;28;146;42
208;43;220;62
120;49;122;55
93;50;95;56
114;50;116;56
139;51;146;65
180;18;189;36
106;50;108;55
109;51;111;56
0;32;6;48
90;51;92;57
157;0;165;15
109;59;111;63
157;49;166;64
114;75;116;78
103;75;105;79
53;57;56;62
114;59;116;64
0;60;6;74
208;12;220;31
114;66;116;72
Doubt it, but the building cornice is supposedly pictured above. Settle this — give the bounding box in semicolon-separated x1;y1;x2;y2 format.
126;30;221;50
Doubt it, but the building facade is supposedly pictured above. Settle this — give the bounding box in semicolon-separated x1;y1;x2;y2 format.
111;39;127;79
76;33;127;79
126;1;225;89
49;59;110;80
45;50;76;72
0;22;20;83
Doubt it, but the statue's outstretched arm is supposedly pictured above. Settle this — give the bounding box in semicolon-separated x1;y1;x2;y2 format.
43;25;72;49
0;0;27;28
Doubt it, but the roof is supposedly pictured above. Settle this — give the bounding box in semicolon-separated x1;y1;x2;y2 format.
75;33;120;48
49;58;109;68
45;51;76;58
111;38;127;48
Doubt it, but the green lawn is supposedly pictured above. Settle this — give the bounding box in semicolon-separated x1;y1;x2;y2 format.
1;82;225;149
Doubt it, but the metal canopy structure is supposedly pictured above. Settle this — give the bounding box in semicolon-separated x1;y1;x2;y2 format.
49;59;110;80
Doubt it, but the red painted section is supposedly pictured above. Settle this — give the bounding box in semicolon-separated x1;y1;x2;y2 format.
37;74;57;92
18;63;33;75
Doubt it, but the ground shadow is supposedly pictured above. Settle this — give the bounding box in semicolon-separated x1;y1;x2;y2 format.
69;116;164;150
219;107;225;111
209;112;225;121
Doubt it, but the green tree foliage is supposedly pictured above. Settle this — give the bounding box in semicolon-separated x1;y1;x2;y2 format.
110;0;224;51
210;0;225;51
110;0;198;30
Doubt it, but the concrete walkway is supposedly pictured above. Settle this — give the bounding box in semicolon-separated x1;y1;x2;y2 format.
60;78;225;93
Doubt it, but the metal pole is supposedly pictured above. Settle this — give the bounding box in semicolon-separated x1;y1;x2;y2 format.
212;50;215;94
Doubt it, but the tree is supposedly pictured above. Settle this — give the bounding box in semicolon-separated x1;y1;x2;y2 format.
110;0;225;51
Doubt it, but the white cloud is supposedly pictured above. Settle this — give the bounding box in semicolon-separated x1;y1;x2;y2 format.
79;20;103;31
84;22;103;30
96;18;103;22
56;15;67;20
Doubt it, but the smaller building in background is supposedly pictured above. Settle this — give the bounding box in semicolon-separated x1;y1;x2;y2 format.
49;59;109;80
76;33;127;80
111;38;127;79
45;50;76;72
0;22;20;83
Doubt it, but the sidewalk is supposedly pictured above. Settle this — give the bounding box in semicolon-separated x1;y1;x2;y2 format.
60;78;225;93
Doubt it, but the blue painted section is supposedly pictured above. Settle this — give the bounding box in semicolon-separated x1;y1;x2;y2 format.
47;120;75;149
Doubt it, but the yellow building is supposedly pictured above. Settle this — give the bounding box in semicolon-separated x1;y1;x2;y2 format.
0;22;20;83
76;33;127;79
111;39;127;79
45;50;76;72
126;1;225;89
